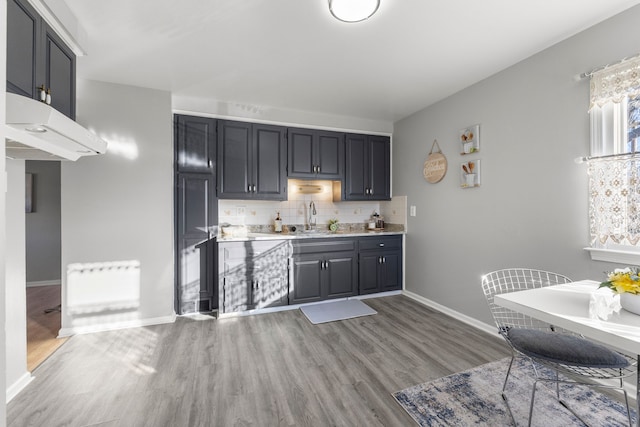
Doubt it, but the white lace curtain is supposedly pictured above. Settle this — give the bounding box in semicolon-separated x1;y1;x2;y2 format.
589;56;640;111
588;156;640;246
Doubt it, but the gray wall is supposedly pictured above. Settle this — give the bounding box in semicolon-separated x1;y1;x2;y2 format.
60;80;175;335
393;6;640;326
25;161;61;284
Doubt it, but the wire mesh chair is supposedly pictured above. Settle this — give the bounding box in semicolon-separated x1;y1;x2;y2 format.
482;268;636;426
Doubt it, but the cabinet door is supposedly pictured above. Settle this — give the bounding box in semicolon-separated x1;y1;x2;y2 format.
344;134;368;200
368;135;391;200
380;251;401;291
316;131;344;179
223;274;252;313
253;270;288;309
42;22;75;119
291;254;324;304
218;120;252;198
252;240;290;308
288;128;315;177
7;0;39;98
359;253;381;295
175;115;216;174
253;124;287;200
195;238;217;312
325;254;357;299
175;173;216;314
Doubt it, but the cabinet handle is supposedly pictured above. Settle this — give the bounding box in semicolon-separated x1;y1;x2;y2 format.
316;165;320;173
382;257;386;264
248;185;252;192
208;159;212;168
379;243;384;247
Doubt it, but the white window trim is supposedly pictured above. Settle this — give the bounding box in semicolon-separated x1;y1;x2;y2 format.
585;247;640;265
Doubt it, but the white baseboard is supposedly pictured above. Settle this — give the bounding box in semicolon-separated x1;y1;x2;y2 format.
353;290;402;300
26;280;61;288
7;372;33;403
402;290;499;338
58;312;177;337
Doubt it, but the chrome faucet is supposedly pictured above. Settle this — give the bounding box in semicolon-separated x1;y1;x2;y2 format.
308;200;317;230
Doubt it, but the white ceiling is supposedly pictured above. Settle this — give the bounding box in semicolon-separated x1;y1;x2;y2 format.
64;0;640;123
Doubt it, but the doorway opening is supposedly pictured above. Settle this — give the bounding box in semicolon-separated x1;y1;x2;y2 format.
25;161;67;371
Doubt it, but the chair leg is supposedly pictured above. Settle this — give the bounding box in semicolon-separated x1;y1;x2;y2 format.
622;388;632;427
503;354;516;394
501;354;517;426
528;379;540;427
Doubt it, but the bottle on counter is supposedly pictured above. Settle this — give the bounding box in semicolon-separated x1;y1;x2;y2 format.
274;212;283;233
369;212;379;230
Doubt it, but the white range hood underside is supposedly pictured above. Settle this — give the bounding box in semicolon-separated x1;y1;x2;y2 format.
5;92;107;161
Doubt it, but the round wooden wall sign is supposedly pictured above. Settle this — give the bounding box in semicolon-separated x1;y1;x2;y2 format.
423;140;447;183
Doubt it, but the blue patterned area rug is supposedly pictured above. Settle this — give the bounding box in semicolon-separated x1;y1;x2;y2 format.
393;357;635;426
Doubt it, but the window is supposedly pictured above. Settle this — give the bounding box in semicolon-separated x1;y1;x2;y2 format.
587;57;640;261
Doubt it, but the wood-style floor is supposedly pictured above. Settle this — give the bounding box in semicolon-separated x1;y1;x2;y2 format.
26;285;68;371
8;295;510;426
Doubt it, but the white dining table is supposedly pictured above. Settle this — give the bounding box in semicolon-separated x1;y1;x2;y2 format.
494;279;640;426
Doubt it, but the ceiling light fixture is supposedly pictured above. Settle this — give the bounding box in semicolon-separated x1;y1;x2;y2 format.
328;0;380;23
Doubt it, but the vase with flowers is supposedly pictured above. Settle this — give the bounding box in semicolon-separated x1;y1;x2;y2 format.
599;267;640;315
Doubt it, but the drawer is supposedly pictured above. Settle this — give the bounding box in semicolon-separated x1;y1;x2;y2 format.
292;238;356;255
359;235;402;251
219;240;289;261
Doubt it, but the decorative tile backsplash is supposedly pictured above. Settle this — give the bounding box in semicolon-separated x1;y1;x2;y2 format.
219;179;407;230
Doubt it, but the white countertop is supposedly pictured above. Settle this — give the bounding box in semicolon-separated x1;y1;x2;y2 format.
217;229;405;242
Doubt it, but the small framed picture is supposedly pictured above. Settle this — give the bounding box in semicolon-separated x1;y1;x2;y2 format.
460;159;481;188
459;124;480;155
26;173;33;213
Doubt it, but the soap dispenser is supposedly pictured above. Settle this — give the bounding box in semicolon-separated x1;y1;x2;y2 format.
274;212;282;233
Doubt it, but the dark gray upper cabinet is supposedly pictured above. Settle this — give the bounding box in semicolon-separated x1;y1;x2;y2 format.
288;128;344;179
42;22;76;119
175;115;216;174
7;0;76;119
7;0;38;99
218;120;287;200
344;134;391;200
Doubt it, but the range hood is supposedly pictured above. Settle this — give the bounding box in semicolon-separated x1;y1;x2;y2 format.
5;92;107;161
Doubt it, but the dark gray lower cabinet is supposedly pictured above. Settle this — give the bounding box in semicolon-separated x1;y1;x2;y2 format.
219;240;291;312
291;238;358;304
217;235;402;313
358;235;402;294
